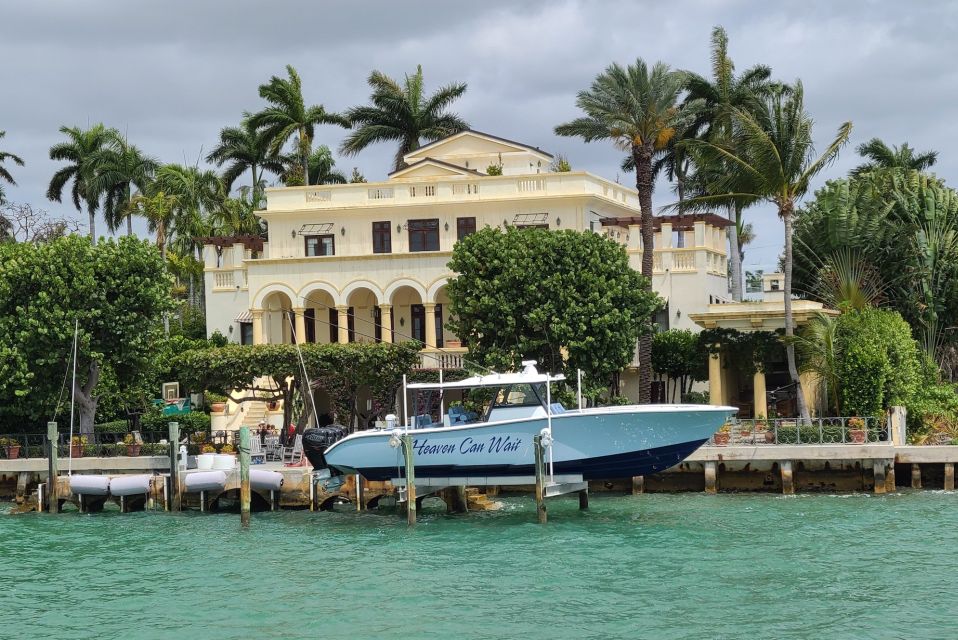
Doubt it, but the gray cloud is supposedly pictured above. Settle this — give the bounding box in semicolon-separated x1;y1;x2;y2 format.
1;0;954;271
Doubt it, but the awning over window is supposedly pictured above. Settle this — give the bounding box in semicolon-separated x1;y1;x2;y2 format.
234;310;253;323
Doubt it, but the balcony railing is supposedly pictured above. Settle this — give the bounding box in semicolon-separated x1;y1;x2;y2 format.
708;416;888;446
414;347;468;370
213;271;235;289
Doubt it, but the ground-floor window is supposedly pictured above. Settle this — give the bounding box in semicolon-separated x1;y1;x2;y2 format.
410;304;443;347
239;321;253;345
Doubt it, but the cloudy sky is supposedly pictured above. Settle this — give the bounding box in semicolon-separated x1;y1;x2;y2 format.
1;0;954;271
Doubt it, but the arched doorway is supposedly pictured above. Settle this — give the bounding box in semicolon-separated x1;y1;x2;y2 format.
261;291;293;344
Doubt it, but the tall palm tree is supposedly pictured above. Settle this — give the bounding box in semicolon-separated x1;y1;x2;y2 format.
555;58;692;403
851;138;938;177
306;145;347;185
684;82;852;421
0;130;25;205
92;131;158;235
128;190;180;334
340;65;469;172
206;115;284;208
47;124;114;243
249;65;344;187
210;197;264;237
683;26;773;301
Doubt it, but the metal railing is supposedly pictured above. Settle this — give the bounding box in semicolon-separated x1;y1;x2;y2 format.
0;430;214;459
707;416;888;446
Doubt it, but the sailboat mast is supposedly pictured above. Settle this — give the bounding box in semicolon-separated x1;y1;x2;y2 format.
68;319;78;476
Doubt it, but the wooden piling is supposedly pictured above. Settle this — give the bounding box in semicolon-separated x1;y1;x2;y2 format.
873;462;886;495
704;461;717;495
631;475;645;495
239;426;251;528
46;421;58;514
780;461;795;495
402;434;416;526
168;422;181;511
911;463;922;490
945;463;955;491
578;489;589;510
356;474;365;512
119;495;126;514
886;465;896;492
534;434;547;524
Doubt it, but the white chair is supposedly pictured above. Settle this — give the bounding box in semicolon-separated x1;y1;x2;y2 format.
282;434;303;465
249;437;266;464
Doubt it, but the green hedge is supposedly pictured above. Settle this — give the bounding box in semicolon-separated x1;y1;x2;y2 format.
140;411;210;434
94;420;128;433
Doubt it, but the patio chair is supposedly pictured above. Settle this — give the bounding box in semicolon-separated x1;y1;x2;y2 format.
249;436;266;464
282;434;304;466
264;435;281;461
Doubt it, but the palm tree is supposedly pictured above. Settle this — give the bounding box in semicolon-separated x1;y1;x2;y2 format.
306;145;347;185
851;138;938;177
684;82;852;421
340;65;469;172
128;190;180;334
555;58;692;403
92;132;158;235
210;197;263;237
683;26;773;301
0;130;25;205
249;65;344;187
47;124;114;243
206;115;284;208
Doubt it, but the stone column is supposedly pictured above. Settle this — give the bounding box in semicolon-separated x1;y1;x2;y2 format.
337;306;349;344
252;310;264;345
424;303;437;349
753;370;768;419
379;304;393;343
708;349;723;406
293;307;306;344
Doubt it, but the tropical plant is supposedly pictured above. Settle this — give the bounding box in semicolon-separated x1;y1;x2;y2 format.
683;82;852;421
349;168;366;183
851;138;937;177
210;197;263;237
47;124;115;243
249;65;344;187
127;191;179;261
681;26;773;301
793;313;841;415
555;57;693;403
91;132;158;235
207;116;284;208
651;329;707;402
446;227;662;399
340;64;469;172
305;145;347;185
0;130;24;205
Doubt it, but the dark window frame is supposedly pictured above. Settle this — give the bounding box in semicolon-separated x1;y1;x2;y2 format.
304;234;335;257
456;216;477;241
372;221;392;254
408;218;440;252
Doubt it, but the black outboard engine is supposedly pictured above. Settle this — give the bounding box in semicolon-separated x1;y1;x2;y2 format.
302;425;348;470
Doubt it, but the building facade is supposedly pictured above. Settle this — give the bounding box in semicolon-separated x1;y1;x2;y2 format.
202;131;731;395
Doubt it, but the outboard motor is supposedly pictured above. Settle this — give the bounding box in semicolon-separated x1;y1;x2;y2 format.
302;425;348;470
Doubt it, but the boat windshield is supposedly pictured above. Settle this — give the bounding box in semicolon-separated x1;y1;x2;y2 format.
493;383;546;408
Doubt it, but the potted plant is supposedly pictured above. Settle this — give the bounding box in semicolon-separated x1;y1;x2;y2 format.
207;392;228;414
847;417;867;443
71;435;87;458
123;434;141;457
713;423;731;446
1;437;21;460
197;443;216;470
220;443;235;455
754;419;774;444
267;399;279;411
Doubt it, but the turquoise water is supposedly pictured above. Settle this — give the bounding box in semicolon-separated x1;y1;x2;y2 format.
2;492;957;639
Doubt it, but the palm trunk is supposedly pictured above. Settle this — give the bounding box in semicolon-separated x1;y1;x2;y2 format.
88;203;96;244
126;184;133;236
728;204;743;301
250;165;259;208
161;241;170;336
633;144;655;404
301;133;310;188
782;205;810;422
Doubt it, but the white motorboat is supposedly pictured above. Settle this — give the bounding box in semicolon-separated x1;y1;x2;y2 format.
322;361;735;481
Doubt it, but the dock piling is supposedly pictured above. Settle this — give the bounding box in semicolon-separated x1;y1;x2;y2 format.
781;461;795;495
578;489;589;510
46;421;58;514
704;461;717;494
168;422;181;511
534;434;547;524
402;434;416;526
356;474;365;512
239;426;251;528
631;475;644;495
945;463;955;491
911;464;922;489
873;461;887;495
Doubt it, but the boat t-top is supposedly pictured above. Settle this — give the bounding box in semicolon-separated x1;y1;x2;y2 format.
320;361;736;482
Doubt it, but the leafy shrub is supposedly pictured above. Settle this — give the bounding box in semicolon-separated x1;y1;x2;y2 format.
94;420;128;434
682;391;710;404
140;410;210;435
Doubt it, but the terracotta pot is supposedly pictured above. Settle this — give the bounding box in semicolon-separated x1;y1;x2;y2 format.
5;445;20;460
764;431;775;444
71;444;84;458
849;428;866;444
127;443;142;457
211;402;227;413
713;432;730;446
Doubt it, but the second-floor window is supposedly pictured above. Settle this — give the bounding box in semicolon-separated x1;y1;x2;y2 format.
457;217;476;241
372;221;392;254
408;219;440;252
305;234;335;257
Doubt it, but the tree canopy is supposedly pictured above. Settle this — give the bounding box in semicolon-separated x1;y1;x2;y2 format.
446;227;662;398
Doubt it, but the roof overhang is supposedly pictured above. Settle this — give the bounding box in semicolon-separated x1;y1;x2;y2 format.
689;300;839;332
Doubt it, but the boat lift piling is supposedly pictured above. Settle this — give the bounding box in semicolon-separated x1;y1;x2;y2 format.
402;434;417;526
168;421;181;511
534;434;547;524
239;426;251;528
46;421;58;514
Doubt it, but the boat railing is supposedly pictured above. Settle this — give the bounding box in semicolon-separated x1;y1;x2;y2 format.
708;416;889;446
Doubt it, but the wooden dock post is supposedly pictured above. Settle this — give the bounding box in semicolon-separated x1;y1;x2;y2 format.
356;474;365;512
945;463;955;491
631;476;644;495
402;434;416;526
46;421;58;514
780;461;795;495
534;434;547;524
239;426;251;528
168;421;181;511
886;464;896;492
578;489;589;510
911;463;922;489
873;461;887;494
704;461;717;495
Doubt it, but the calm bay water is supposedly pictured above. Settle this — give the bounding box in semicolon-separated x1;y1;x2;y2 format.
2;492;957;640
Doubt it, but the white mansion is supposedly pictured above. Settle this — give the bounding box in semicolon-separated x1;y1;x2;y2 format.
202;130;731;400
